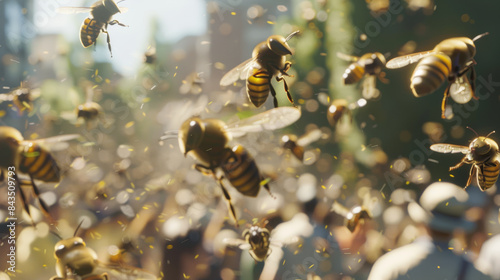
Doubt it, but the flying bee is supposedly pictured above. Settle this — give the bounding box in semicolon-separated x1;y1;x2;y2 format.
225;224;272;262
430;128;499;191
280;129;323;161
220;31;300;108
224;219;299;263
326;98;368;127
0;82;40;116
160;107;301;225
0;126;79;223
332;201;373;232
50;222;156;280
76;87;106;129
57;0;128;57
337;52;388;100
386;33;488;119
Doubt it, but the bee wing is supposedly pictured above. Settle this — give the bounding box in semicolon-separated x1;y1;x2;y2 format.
118;7;128;13
361;75;380;99
296;129;323;147
0;93;14;102
331;201;349;218
23;134;80;151
220;57;260;86
430;144;469;154
94;262;157;280
336;52;359;62
56;7;92;14
449;75;473;104
225;107;301;138
223;237;250;250
386;51;435;69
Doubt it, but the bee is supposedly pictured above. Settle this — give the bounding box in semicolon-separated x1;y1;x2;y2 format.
224;219;299;262
337;52;388;100
57;0;128;57
280;129;323;161
0;82;40;116
220;31;300;108
227;225;272;262
76;87;106;129
430;128;499;191
160;107;301;224
50;222;156;280
386;33;488;119
0;126;79;223
331;201;373;232
326;98;369;128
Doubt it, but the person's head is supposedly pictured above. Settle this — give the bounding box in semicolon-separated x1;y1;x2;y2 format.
409;182;475;239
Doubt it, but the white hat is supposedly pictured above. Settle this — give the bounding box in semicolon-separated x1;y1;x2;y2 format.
408;182;475;233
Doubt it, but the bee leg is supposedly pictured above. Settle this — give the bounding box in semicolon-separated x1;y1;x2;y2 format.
440;83;451;119
378;71;390;84
276;75;295;107
29;174;56;225
261;179;275;199
194;163;214;176
449;157;467;171
469;65;478;100
102;272;109;280
0;169;4;181
217;175;239;227
14;174;35;226
108;20;128;27
269;83;279;108
280;61;293;77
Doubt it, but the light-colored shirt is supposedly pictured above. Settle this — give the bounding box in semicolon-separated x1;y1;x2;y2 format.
368;237;491;280
476;234;500;280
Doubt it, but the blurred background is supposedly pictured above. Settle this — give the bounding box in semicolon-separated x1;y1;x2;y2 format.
1;0;500;279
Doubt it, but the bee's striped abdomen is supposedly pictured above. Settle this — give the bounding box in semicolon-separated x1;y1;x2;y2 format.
80;18;104;48
343;63;365;85
19;144;60;182
221;145;261;197
477;161;500;191
410;53;451;97
247;69;271;108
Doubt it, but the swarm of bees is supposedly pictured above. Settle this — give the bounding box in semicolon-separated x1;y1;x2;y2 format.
2;2;499;279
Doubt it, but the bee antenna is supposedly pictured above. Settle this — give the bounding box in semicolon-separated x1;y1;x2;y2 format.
74;219;85;237
50;231;63;240
466;126;479;137
486;131;496;138
473;32;489;42
285;30;300;42
159;131;179;142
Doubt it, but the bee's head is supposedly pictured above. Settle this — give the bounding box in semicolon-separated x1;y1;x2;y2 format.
267;31;299;56
179;117;204;156
54;237;86;259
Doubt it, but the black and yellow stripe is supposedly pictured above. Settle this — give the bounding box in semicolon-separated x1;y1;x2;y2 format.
247;69;271;108
221;145;261;197
80;17;105;48
343;63;365;85
477;161;500;191
19;143;60;183
410;53;451;97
